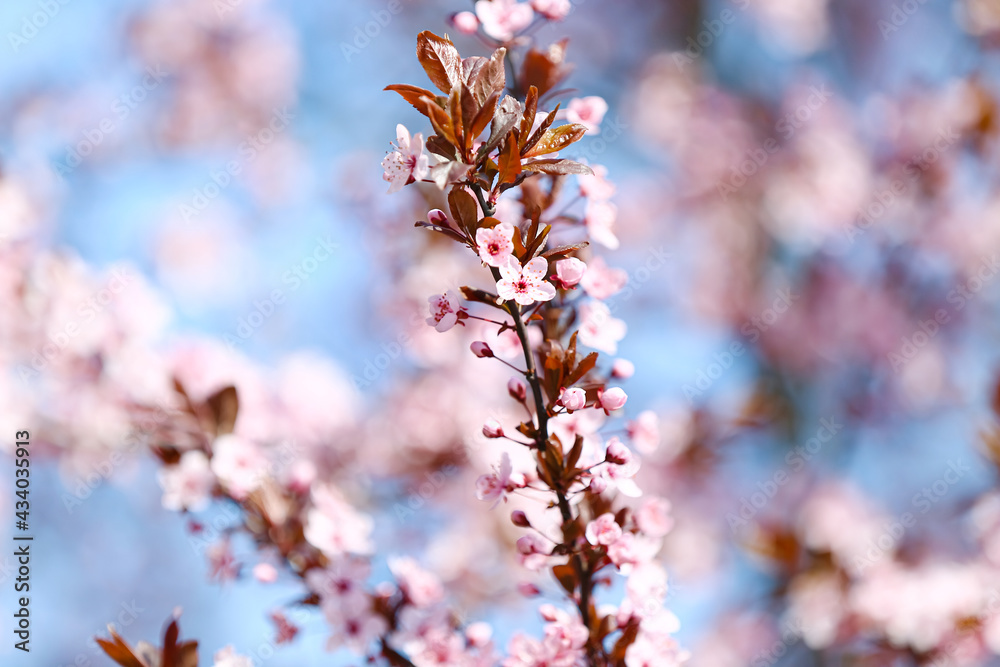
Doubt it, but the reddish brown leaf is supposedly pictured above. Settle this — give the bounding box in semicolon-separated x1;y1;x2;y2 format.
498;132;523;185
448;188;480;237
521;104;559;156
520;39;573;97
206;385;238;436
542;242;589;259
523;159;594;176
416;31;463;93
96;627;151;667
469;90;499;143
472;47;507;105
519;85;539;148
383;84;438;115
552;563;577;594
481;95;523;158
522;123;588;158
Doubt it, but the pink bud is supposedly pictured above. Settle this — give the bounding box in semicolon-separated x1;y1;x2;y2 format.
599;387;628;413
589;474;608;494
555;257;587;287
450;10;480;34
517;582;541;597
471;341;494;358
428;209;448;225
532;0;571;20
558;387;587;411
483;418;504;439
511;510;531;527
611;358;635;379
516;535;539;555
508;376;527;401
253;563;278;583
605;438;632;466
466;622;493;647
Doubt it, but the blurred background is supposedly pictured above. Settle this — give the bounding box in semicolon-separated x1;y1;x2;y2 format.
3;0;1000;664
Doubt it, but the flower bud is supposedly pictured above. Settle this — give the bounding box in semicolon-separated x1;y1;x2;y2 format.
483;418;504;439
558;387;587;411
605;438;632;466
253;563;278;583
508;377;527;402
511;510;531;527
611;358;635;379
517;582;541;597
599;387;628;412
450;11;480;34
589;474;608;494
471;341;494;358
555;257;587;287
427;209;448;225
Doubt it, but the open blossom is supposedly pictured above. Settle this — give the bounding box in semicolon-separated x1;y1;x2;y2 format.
578;301;627;354
304;484;375;557
207;539;240;584
158;450;215;511
306;557;370;609
389;557;445;608
427;290;466;332
585;200;619;249
586;512;624;545
497;256;556;306
477;222;516;266
210;434;269;500
578;164;616;201
554;257;586;288
325;605;389;654
635;497;675;538
565;96;608;134
581;256;628;299
382;124;429;194
605;437;633;465
612;358;635;379
531;0;571;20
475;0;534;41
476;452;522;506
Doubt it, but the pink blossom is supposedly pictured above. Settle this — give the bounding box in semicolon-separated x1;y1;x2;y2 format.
597;448;642;498
565;96;608;134
210;434;269;500
589;474;608;494
475;0;534;41
612;358;635;379
511;510;530;527
586;512;623;545
580;256;628;299
578;301;627;354
389;557;444;608
516;534;550;571
635;497;674;538
476;452;521;506
306;557;370;609
482;418;505;438
508;376;527;401
427;290;466;333
599;387;628;413
497;256;556;306
207;539;240;584
450;11;481;34
518;582;541;597
382;124;429;194
158;450;215;511
585;200;619;249
304;484;375;557
269;610;300;645
605;437;633;465
557;386;587;411
252;563;278;583
325;605;389;654
554;257;587;288
471;341;494;358
628;410;660;454
578;164;616;201
531;0;571;20
477;222;516;267
607;532;641;568
212;646;253;667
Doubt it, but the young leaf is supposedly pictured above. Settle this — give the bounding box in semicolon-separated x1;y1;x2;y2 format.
521;104;560;156
522;123;588;158
206;385;238;436
383;84;438;115
523;159;594;176
416;31;463;93
429;161;473;189
498;131;523;185
481;95;524;158
469;91;500;143
448;188;480;237
421;98;457;148
473;47;507;105
520;39;573;97
519;85;539;148
542;242;589;259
